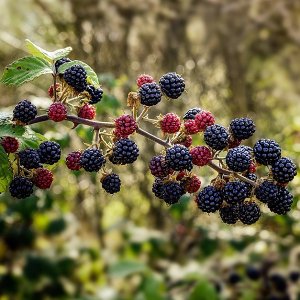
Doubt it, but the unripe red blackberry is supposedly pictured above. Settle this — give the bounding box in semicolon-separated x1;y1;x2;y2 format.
48;102;67;122
253;139;281;165
229;118;256;140
9;176;34;199
149;155;172;178
204;124;229;150
184;119;199;134
101;173;121;194
267;187;293;215
19;148;41;169
226;146;251;172
194;110;215;131
163;181;185;204
159;72;185;99
80;148;106;172
181;175;201;193
109;138;139;165
38;141;61;165
48;83;60;98
66;151;82;170
13;100;37;124
175;135;193;148
115;114;137;137
138;82;162;106
86;85;103;104
1;137;19;153
238;202;261;225
219;204;239;224
196;186;222;213
183;107;202;120
63;64;87;92
152;178;165;199
248;161;257;173
255;181;278;203
165;144;193;171
160;113;181;134
78;104;96;120
33;168;53;189
189;146;212;167
136;74;154;87
271;157;297;183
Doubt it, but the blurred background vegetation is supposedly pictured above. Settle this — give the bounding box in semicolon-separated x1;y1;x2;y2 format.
0;0;300;299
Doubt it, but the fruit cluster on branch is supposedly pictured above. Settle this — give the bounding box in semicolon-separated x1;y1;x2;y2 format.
0;47;297;226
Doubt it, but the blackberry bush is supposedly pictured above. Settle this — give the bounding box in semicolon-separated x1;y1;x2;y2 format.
0;40;296;226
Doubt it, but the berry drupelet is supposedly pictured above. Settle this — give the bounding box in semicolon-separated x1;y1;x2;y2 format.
13;100;37;124
80;148;106;172
253;139;281;165
101;173;121;194
196;186;222;213
165;144;193;171
138;82;162;106
38;141;61;165
159;72;185;99
9;176;34;199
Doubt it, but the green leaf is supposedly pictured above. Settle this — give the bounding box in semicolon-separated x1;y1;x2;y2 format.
0;124;26;138
25;39;72;62
58;60;100;87
109;260;146;278
0;145;13;193
188;278;219;300
0;56;52;86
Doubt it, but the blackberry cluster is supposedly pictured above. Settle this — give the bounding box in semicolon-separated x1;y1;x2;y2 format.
159;72;185;99
101;173;121;194
204;124;229;150
13;99;37;124
226;146;251;172
109;138;139;165
229;118;256;140
86;85;103;104
183;107;202;120
38;141;61;165
79;148;106;172
165;145;192;171
63;64;87;92
138;82;162;106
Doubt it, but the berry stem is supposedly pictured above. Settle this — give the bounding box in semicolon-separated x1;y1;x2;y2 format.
136;107;150;123
28;114;256;186
53;74;58;102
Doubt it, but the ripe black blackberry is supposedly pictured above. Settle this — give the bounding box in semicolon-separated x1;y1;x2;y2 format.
86;85;103;104
269;274;288;292
80;148;106;172
255;181;278;203
271;157;297;183
13;99;37;124
204;124;229;150
246;266;261;281
9;176;34;199
226;146;251;172
289;271;300;283
101;173;121;194
152;178;165;200
223;181;249;204
63;64;87;92
267;187;293;215
138;82;162;106
227;272;242;285
219;205;239;224
238;202;261;225
18;149;41;169
54;57;71;73
183;107;202;120
253;139;281;165
196;186;222;213
159;72;185;99
165;145;193;171
149;155;171;178
109;138;139;165
163;181;185;204
229;118;256;140
38;141;61;165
